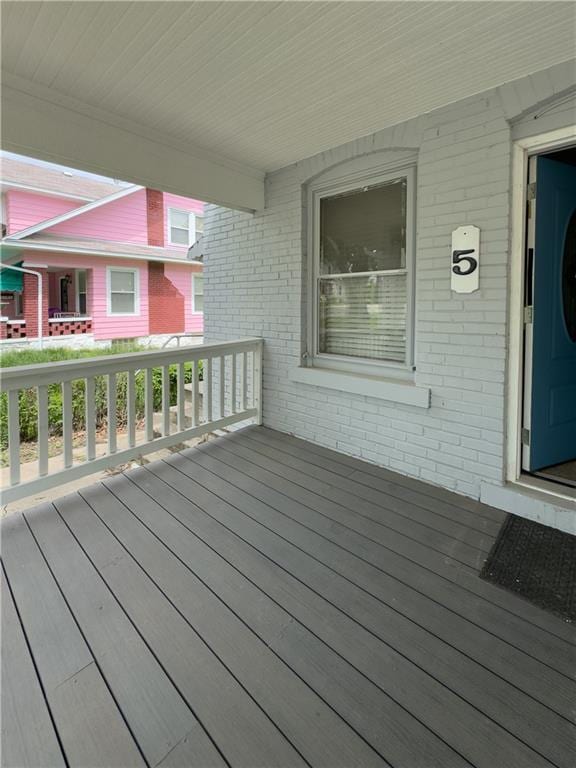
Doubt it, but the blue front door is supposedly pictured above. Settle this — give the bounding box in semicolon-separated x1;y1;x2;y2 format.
529;155;576;471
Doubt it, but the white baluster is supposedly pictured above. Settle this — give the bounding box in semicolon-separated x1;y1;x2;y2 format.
177;362;185;432
85;377;96;461
145;368;154;442
127;370;136;448
62;381;73;468
205;357;213;423
231;353;237;414
162;365;171;437
37;385;49;477
107;374;117;455
219;355;225;419
192;360;199;427
242;351;248;412
8;389;20;487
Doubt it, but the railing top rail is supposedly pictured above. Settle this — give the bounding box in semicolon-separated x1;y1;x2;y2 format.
1;337;263;390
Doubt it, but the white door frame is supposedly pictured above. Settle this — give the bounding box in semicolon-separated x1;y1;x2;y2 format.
506;126;576;485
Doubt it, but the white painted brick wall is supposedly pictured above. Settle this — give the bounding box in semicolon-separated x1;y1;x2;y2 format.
204;62;575;501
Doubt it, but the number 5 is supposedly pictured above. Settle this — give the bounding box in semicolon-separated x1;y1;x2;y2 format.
452;249;478;276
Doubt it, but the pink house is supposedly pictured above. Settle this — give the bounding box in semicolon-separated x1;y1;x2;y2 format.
0;156;204;347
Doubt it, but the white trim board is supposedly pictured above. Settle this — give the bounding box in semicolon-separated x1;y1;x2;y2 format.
481;482;576;536
8;184;141;240
290;366;430;408
2;74;265;212
106;265;140;317
0;180;96;202
505;125;576;487
5;240;201;266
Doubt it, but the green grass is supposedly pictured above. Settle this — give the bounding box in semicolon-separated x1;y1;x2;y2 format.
0;342;147;368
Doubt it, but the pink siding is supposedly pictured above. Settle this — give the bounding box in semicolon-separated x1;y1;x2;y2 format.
23;251;149;340
164;264;204;333
48;189;149;245
164;193;205;253
6;190;80;235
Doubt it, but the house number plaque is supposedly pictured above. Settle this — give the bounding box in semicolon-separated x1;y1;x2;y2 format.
451;225;480;293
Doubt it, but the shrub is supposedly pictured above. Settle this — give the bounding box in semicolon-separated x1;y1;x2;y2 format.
0;346;202;447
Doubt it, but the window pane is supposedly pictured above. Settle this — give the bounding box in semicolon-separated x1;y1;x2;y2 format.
170;227;189;245
78;294;87;314
171;210;189;229
110;270;134;292
110;292;135;313
320;178;406;274
196;216;204;234
194;276;204;311
77;270;86;292
319;273;407;362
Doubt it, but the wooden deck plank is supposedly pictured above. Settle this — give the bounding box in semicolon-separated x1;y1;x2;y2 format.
81;478;388;768
242;428;503;537
218;432;576;648
176;444;576;719
1;567;65;768
136;459;576;767
4;426;575;768
206;437;485;570
54;491;307;768
120;463;560;766
101;470;469;768
1;512;146;768
255;426;508;524
23;503;225;768
230;431;496;556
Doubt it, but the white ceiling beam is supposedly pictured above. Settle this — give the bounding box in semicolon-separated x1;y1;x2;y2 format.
1;76;265;212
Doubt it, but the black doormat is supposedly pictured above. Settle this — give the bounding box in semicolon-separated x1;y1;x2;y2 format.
480;514;576;622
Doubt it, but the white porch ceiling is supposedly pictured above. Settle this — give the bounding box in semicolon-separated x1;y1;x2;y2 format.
2;1;575;209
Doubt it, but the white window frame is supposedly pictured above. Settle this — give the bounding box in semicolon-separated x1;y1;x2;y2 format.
106;266;140;317
307;163;416;379
168;207;196;247
192;274;204;313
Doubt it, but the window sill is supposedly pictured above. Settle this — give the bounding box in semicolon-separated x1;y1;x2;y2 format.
290;366;431;408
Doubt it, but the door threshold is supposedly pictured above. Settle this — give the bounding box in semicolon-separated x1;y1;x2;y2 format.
481;480;576;535
518;473;576;502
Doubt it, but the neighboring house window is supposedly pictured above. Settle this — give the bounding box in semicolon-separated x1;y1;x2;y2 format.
169;208;196;246
15;293;23;316
192;275;204;312
310;166;415;373
76;270;87;315
107;267;139;315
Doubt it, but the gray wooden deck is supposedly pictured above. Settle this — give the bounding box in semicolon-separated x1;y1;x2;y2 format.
2;426;575;768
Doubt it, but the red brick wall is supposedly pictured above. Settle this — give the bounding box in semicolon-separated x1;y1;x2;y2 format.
146;189;164;247
23;269;49;337
148;262;185;334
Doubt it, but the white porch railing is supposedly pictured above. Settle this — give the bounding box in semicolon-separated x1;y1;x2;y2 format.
1;338;263;504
